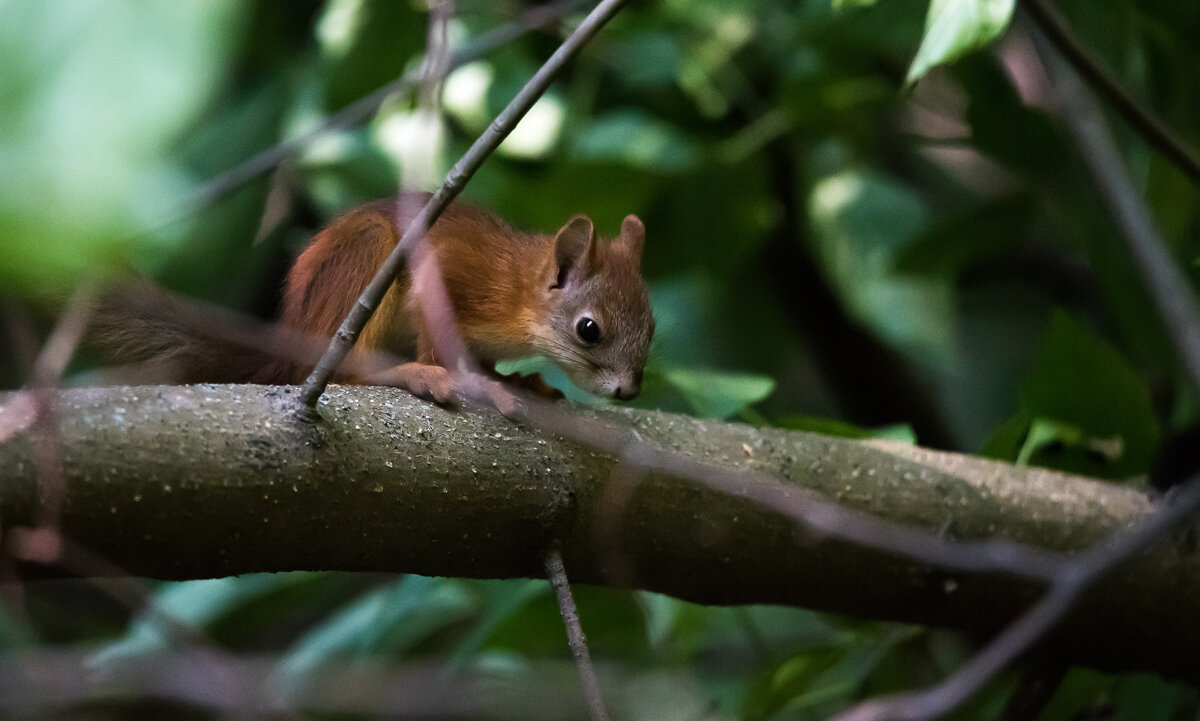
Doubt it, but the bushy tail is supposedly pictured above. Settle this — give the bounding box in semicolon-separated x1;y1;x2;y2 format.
89;282;303;384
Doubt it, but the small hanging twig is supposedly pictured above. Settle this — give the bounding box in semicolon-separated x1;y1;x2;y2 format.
545;548;611;721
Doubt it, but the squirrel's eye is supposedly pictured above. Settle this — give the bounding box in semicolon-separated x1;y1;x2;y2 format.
576;317;600;344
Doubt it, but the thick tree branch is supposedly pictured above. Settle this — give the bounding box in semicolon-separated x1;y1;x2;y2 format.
1;385;1196;679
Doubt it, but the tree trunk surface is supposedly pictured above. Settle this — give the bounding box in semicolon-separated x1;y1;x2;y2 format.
0;384;1194;678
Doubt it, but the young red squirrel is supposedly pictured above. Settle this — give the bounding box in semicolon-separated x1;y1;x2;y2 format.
102;192;654;402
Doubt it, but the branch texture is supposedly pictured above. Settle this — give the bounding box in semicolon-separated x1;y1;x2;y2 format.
1;385;1196;679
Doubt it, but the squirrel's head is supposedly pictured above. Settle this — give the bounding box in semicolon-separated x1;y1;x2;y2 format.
535;213;654;401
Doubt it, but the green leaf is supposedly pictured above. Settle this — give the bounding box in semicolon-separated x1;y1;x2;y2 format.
1112;674;1188;721
90;574;312;669
742;650;846;721
809;170;955;365
649;159;771;275
1036;668;1114;721
0;1;246;292
486;585;648;658
493;356;599;404
905;0;1015;85
1032;668;1191;721
613;30;684;88
776;415;917;444
574;109;701;173
662;367;776;420
275;576;473;697
893;195;1032;277
990;311;1160;478
447;580;546;669
0;602;35;649
1016;418;1123;467
319;0;424;111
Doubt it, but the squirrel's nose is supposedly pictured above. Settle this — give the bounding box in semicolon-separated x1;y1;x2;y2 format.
613;373;642;401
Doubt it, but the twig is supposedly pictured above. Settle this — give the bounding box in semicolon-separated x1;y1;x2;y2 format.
7;530;307;720
590;460;646;588
419;0;455;112
1;287;260;709
19;285;98;562
3;290;288;716
1025;11;1200;390
298;0;632;409
29;284;99;388
831;470;1200;721
545;548;611;721
0;285;98;444
1021;0;1200;187
0;647;636;718
402;0;456;188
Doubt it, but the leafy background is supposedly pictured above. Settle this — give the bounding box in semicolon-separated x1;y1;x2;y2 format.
1;0;1198;718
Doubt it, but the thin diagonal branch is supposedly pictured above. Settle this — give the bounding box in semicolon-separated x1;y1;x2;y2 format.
832;470;1200;721
23;284;98;562
1021;0;1200;187
1025;11;1200;390
1;286;96;626
829;15;1200;721
298;0;631;409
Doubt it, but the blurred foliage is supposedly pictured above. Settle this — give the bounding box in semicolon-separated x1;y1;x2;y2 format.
905;0;1016;85
2;0;1200;718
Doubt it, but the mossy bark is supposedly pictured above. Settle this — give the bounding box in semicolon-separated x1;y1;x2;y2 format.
0;384;1195;677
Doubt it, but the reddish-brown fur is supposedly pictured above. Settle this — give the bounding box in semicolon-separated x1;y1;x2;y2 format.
280;192;652;401
96;193;654;403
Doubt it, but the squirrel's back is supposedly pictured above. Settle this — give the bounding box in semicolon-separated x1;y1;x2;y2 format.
91;192;654;399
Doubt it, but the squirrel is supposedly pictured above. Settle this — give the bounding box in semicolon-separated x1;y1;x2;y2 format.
96;192;654;403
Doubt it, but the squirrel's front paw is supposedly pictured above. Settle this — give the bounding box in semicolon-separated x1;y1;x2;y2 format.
367;362;457;405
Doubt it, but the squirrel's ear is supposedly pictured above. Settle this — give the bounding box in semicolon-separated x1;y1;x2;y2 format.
620;215;645;263
552;215;596;288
